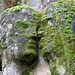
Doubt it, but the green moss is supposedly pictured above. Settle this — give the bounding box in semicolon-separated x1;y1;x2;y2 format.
42;46;47;50
9;32;13;36
54;2;60;8
64;1;72;7
44;16;54;20
69;37;75;42
0;8;10;18
10;6;21;12
50;66;60;75
64;30;72;34
29;19;34;22
57;10;61;13
32;10;40;17
32;11;36;17
49;9;54;12
42;1;75;74
63;15;70;19
20;5;29;9
26;40;36;45
42;15;47;20
0;45;7;50
65;26;70;29
40;43;47;47
9;37;13;43
63;9;68;12
26;44;36;49
28;35;36;40
17;43;23;47
71;7;75;11
25;49;36;56
10;5;29;13
65;23;70;26
1;1;75;74
42;49;48;57
66;18;72;23
71;66;75;74
66;11;73;15
39;28;43;31
16;20;29;29
18;33;25;37
38;31;44;35
22;68;30;75
58;1;63;3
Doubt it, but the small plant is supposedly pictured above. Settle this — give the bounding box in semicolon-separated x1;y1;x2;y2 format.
9;37;13;43
29;19;34;22
63;15;70;19
66;11;73;15
22;68;30;75
24;49;37;56
49;9;54;12
63;9;68;12
66;18;72;23
16;20;29;29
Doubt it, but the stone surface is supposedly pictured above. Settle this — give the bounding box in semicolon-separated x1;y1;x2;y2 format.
0;6;37;75
0;0;5;14
2;50;22;75
0;0;75;75
25;0;61;11
31;50;51;75
0;71;2;75
0;0;61;14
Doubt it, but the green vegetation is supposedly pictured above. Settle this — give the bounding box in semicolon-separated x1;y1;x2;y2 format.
13;9;46;71
16;20;29;29
22;68;30;75
63;15;70;19
10;5;29;13
29;19;34;22
0;5;32;19
9;37;13;43
0;0;75;75
63;9;68;12
49;9;53;12
41;1;75;75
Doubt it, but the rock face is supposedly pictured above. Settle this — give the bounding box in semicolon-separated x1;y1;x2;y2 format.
0;0;75;75
40;1;75;75
2;50;22;75
0;0;61;14
0;5;39;75
27;0;60;11
0;71;2;75
31;50;51;75
0;0;5;14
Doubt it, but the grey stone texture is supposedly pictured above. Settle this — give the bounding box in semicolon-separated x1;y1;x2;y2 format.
0;6;36;75
0;0;5;14
0;0;61;14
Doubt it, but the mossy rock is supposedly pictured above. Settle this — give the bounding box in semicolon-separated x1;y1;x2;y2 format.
40;1;75;74
18;49;38;67
0;1;75;74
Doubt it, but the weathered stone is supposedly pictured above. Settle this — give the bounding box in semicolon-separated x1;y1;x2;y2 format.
0;0;75;75
0;6;38;75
